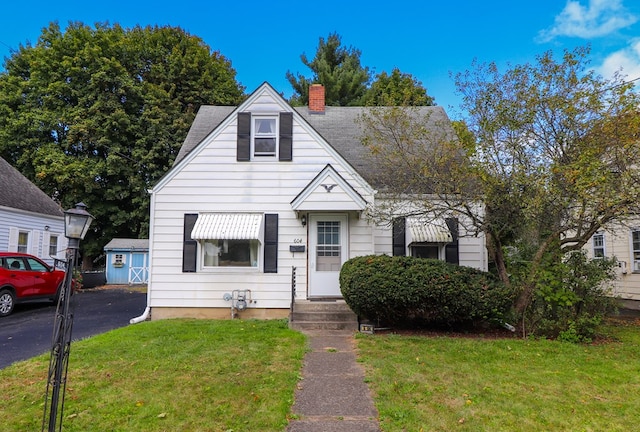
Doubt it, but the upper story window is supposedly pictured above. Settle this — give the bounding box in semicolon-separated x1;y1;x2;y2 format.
237;112;293;162
253;117;277;157
592;232;605;258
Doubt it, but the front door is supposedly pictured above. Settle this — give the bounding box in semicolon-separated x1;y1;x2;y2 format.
309;214;348;297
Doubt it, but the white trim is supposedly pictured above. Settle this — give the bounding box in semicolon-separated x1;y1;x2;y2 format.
308;213;348;297
152;84;292;192
592;232;606;258
631;229;640;273
291;164;367;211
151;83;375;197
252;114;278;159
0;204;64;222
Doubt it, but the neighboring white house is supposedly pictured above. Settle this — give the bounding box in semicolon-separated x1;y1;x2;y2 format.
0;156;67;265
145;83;487;320
585;220;640;310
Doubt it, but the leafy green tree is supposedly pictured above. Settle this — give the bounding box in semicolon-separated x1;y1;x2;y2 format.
363;68;435;106
0;22;244;264
286;32;371;106
360;47;640;334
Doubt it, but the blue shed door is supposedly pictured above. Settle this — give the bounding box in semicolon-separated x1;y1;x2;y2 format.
128;252;148;284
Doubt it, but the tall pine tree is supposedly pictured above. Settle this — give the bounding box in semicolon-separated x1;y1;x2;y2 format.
286;32;371;106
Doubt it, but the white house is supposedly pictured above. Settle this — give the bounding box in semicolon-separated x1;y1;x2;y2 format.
143;83;487;321
0;156;67;264
586;220;640;310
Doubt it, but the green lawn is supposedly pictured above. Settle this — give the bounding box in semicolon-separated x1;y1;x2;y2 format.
0;319;307;432
356;320;640;432
2;318;639;431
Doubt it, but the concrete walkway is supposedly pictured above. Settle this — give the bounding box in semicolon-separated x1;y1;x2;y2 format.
287;330;381;432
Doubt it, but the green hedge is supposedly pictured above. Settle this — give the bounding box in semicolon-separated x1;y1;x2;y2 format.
340;255;513;327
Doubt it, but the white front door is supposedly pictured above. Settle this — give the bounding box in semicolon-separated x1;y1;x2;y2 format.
309;214;348;297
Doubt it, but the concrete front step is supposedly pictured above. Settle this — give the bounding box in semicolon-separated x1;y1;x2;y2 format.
293;300;354;312
290;300;358;331
292;311;357;321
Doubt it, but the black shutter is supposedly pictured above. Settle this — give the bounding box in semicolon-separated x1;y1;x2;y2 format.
279;112;293;161
445;218;459;265
392;217;406;256
237;112;251;161
264;213;278;273
183;214;198;272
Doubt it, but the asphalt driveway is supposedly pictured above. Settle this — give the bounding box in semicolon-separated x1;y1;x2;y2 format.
0;287;147;369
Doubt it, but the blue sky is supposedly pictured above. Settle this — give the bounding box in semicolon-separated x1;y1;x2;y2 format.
1;0;639;119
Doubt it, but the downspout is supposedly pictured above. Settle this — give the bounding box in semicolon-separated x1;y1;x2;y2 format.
130;264;151;324
130;187;154;324
130;306;150;324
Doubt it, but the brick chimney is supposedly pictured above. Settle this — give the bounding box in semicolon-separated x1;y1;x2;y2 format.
308;84;325;113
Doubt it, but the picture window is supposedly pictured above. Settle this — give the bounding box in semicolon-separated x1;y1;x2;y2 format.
202;239;260;268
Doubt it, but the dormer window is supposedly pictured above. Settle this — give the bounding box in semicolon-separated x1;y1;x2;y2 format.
253;117;277;157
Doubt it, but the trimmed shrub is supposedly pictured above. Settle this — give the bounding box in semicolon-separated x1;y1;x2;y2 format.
340;255;513;327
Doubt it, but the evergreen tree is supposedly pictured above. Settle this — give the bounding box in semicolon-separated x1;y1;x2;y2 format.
286;32;371;106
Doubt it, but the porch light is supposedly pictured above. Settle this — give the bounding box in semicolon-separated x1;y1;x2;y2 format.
64;202;94;244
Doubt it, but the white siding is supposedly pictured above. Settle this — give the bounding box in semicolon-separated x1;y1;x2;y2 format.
371;218;487;271
458;233;488;270
0;206;66;264
584;221;640;301
149;93;374;310
369;203;488;271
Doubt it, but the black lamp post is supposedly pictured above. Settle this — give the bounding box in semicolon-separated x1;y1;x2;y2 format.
42;203;94;432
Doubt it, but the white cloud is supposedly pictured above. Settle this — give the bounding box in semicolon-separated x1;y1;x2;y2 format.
537;0;638;42
597;39;640;81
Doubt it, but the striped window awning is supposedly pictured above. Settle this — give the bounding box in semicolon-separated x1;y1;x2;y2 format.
191;213;263;240
407;217;453;243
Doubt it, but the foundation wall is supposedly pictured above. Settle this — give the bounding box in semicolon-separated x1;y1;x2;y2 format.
150;307;290;321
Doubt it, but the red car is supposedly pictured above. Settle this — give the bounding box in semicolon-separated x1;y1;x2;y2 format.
0;252;68;317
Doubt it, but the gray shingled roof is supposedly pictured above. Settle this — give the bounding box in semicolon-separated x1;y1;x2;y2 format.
174;106;235;166
103;238;149;251
0;156;64;217
173;104;454;188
